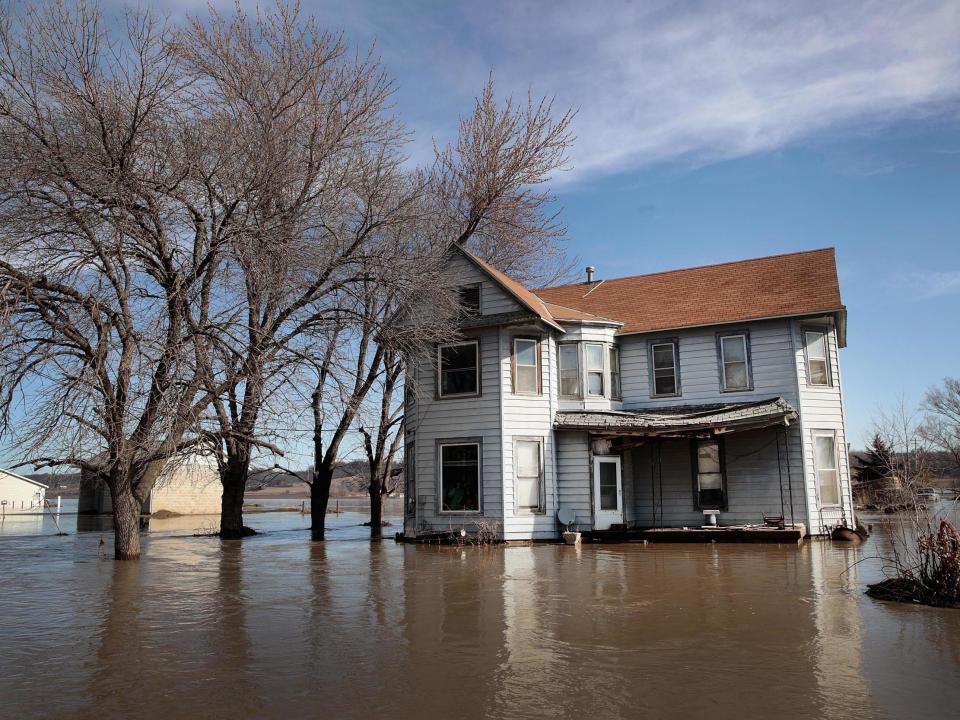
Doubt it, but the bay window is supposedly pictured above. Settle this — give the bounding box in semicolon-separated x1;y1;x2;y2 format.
609;345;621;399
558;343;581;397
585;343;604;397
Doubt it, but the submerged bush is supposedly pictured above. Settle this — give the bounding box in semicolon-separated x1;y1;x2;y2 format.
868;519;960;608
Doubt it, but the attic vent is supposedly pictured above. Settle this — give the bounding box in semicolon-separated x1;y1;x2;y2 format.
585;266;596;283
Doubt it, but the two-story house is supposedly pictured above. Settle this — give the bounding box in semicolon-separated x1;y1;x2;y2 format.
402;244;852;542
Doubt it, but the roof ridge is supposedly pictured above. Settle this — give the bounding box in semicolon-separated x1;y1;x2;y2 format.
537;247;836;292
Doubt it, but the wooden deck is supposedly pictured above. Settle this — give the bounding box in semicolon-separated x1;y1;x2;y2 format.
587;524;807;544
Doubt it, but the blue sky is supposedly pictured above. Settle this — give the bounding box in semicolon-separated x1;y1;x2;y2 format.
20;0;960;459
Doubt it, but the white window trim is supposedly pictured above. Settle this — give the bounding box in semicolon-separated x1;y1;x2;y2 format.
437;439;483;515
802;326;832;388
718;332;752;392
584;342;606;398
557;342;582;398
512;337;541;395
812;429;842;508
437;340;480;398
513;437;545;514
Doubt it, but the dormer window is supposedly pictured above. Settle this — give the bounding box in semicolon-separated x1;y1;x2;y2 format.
458;284;481;315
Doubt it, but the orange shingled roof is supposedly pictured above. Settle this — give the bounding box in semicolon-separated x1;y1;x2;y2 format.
534;248;844;336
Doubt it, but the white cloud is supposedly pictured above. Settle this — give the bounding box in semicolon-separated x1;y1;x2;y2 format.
894;270;960;300
109;0;960;182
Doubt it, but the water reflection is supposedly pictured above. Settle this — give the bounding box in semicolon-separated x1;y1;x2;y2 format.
2;518;960;720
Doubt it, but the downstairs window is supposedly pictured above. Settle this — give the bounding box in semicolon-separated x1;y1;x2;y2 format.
440;443;481;513
693;438;726;510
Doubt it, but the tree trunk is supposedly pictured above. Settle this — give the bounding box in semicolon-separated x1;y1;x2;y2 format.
311;465;332;541
111;484;143;561
369;480;383;540
220;456;250;538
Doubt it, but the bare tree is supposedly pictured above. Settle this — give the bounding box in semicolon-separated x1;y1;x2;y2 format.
358;349;403;540
922;377;960;476
173;3;420;538
0;3;228;559
430;76;577;285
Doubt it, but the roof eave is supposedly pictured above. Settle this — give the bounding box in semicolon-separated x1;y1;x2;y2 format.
613;308;849;338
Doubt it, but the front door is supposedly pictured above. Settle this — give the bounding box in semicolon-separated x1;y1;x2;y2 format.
592;456;623;530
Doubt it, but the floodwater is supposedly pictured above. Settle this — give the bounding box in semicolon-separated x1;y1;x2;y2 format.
1;507;959;720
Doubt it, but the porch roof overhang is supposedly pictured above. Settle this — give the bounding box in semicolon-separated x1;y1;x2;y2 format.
554;397;798;438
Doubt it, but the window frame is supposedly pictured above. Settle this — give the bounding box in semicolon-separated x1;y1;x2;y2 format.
609;345;622;400
404;440;416;519
690;437;727;510
716;330;753;392
511;336;542;395
648;337;681;398
584;342;606;398
801;325;832;388
458;283;482;316
436;438;483;515
557;342;582;399
436;339;481;399
812;429;841;508
513;437;545;514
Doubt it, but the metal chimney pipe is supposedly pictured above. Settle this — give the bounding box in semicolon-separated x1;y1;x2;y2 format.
585;266;595;283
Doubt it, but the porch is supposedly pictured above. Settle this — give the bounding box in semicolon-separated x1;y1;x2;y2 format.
555;397;809;541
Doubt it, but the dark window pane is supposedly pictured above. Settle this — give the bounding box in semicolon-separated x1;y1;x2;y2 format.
654;374;676;396
653;344;674;369
459;286;481;315
441;444;480;511
440;343;478;395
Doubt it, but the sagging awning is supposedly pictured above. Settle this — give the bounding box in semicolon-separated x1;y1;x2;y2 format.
554;397;798;438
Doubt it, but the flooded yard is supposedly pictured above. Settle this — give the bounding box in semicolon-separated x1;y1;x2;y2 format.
1;509;959;720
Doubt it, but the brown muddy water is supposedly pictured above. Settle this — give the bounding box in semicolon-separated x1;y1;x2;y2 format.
1;507;959;720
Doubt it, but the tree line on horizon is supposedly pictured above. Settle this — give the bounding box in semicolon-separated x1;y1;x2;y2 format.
0;1;576;559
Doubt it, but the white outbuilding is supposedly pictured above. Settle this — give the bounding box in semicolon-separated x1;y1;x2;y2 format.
0;469;47;514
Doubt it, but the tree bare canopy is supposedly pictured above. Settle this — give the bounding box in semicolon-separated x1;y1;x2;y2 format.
0;2;226;559
429;76;577;285
922;377;960;473
172;2;457;537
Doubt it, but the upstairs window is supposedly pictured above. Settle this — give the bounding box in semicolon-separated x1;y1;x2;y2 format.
515;439;543;513
650;340;680;397
693;438;726;510
803;329;830;387
558;344;581;397
718;332;751;391
458;284;481;315
512;338;540;394
438;341;479;397
440;442;481;513
813;431;840;507
609;346;621;399
585;343;605;397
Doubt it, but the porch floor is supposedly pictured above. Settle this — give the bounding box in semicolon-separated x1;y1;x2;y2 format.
587;524;807;544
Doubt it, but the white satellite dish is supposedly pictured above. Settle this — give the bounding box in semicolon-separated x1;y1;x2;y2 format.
557;507;576;528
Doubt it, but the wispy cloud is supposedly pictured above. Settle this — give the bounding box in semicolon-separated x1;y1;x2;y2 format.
893;270;960;300
116;1;960;182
